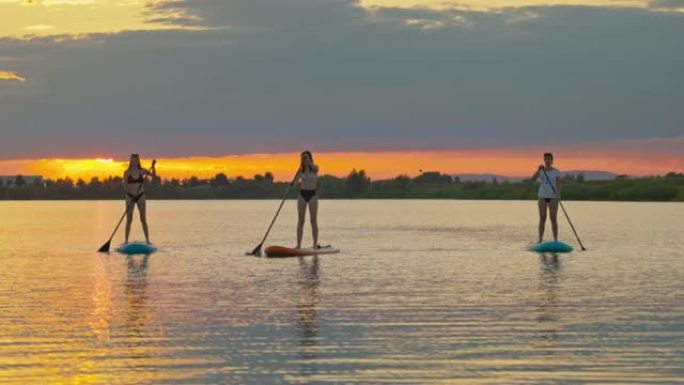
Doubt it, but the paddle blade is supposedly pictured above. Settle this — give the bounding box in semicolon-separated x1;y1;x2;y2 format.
247;243;263;256
98;240;112;253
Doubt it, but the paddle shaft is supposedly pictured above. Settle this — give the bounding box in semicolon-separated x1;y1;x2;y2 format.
253;171;300;250
101;161;156;248
540;167;586;250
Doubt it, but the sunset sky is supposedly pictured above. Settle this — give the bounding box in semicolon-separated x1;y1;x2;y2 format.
0;0;682;178
1;136;682;181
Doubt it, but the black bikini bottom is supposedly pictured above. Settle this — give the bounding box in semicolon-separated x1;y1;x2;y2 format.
300;189;317;202
126;192;145;203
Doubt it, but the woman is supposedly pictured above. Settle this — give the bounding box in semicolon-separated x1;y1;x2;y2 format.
296;150;320;249
531;152;561;243
123;154;154;244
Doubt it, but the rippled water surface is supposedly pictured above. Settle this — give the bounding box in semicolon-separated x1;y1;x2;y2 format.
1;200;682;384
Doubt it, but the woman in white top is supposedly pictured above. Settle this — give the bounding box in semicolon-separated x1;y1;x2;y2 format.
297;151;320;249
531;152;561;243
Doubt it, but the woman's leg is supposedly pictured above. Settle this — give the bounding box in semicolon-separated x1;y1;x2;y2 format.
297;195;306;249
549;199;559;241
125;197;134;244
538;199;548;243
137;197;150;244
309;196;319;247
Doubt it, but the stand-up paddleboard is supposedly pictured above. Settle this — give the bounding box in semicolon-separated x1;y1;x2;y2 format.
530;241;573;253
265;245;339;258
117;242;157;255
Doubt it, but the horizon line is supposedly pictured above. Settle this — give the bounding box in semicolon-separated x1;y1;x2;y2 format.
0;137;681;181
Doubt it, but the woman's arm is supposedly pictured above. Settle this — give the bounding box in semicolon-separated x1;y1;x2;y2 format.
138;167;156;178
296;166;303;182
556;173;561;198
531;165;542;181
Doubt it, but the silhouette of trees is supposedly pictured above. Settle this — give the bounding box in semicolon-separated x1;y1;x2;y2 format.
14;175;26;187
212;173;229;187
345;169;371;196
413;171;452;184
0;170;682;201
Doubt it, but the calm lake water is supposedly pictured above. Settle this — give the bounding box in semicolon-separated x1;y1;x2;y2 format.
0;200;682;384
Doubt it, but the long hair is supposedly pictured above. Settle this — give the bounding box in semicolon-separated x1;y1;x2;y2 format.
300;150;314;173
128;154;141;171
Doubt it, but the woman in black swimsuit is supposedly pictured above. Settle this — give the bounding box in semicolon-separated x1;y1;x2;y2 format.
297;151;319;249
123;154;154;244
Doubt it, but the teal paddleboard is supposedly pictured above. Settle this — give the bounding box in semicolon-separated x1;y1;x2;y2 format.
530;241;573;253
117;242;157;255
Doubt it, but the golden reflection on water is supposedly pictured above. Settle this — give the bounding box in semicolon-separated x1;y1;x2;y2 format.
1;201;683;384
89;256;112;343
124;255;151;343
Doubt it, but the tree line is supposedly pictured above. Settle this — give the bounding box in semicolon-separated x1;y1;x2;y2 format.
1;171;683;201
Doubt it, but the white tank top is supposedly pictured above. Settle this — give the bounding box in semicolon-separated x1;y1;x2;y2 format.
538;168;560;198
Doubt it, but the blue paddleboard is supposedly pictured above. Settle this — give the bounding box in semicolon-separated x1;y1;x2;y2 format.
117;242;157;255
530;241;573;253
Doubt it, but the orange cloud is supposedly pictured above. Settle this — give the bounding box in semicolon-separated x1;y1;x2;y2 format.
0;0;203;39
0;70;26;82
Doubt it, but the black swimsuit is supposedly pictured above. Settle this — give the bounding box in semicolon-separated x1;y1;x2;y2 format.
127;173;144;183
300;189;316;202
126;172;145;202
126;192;144;202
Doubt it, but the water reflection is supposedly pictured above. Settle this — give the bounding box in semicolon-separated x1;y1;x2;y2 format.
90;256;114;343
537;253;562;344
296;257;321;376
124;255;150;342
1;201;683;385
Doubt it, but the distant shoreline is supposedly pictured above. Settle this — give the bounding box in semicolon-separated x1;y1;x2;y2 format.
0;196;684;204
1;170;682;202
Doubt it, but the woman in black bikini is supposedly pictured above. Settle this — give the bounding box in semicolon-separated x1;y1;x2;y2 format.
297;151;319;249
123;154;154;244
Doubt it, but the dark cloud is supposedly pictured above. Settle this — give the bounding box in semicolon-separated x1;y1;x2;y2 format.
0;1;682;158
649;0;684;9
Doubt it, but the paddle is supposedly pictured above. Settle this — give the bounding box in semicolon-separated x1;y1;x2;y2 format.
540;166;587;251
98;160;156;253
247;170;300;256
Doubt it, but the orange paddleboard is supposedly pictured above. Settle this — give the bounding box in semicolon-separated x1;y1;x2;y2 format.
264;245;340;257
